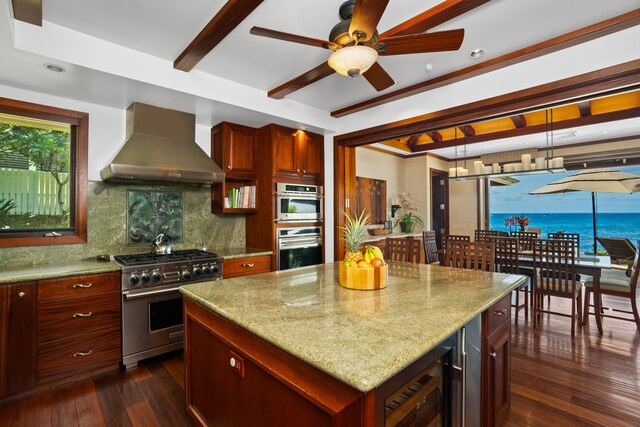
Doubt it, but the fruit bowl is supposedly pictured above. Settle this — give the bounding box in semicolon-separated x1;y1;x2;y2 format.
338;263;388;291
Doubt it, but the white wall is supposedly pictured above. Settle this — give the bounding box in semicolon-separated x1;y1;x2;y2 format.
448;179;478;238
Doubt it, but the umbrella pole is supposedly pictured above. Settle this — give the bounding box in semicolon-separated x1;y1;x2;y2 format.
592;192;597;255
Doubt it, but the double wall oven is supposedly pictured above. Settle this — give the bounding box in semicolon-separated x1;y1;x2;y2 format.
276;183;323;223
114;250;223;369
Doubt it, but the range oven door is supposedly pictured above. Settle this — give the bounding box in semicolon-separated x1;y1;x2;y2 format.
276;195;323;222
122;285;184;368
277;237;323;271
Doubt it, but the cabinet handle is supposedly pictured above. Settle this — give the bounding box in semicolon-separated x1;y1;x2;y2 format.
490;352;497;359
18;291;26;298
73;312;93;318
227;165;231;169
493;308;507;317
73;350;92;357
241;263;254;267
303;170;306;173
296;169;300;172
73;283;93;289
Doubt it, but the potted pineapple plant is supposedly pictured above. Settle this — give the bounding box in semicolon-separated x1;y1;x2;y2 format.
338;210;388;290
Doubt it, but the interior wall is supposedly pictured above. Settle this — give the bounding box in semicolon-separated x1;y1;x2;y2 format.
448;179;478;239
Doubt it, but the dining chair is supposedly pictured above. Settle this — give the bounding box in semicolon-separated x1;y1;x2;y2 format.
444;240;495;272
488;236;529;320
532;238;582;336
385;237;421;263
422;231;439;264
510;231;538;252
583;238;640;332
548;232;581;255
441;234;471;266
474;229;500;242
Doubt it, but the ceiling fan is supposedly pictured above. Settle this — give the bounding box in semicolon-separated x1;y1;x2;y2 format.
250;0;465;97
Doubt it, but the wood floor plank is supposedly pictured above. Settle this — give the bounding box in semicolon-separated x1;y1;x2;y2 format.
22;390;52;426
93;373;134;427
126;401;160;427
50;385;78;427
0;398;26;426
133;374;190;427
72;380;106;427
146;358;187;419
162;355;185;387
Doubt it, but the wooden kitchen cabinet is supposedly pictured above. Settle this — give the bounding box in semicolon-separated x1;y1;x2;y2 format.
37;272;121;384
211;122;259;213
271;124;324;182
482;294;511;426
0;281;36;397
224;255;272;279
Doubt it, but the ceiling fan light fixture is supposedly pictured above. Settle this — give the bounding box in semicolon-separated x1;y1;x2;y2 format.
328;45;378;77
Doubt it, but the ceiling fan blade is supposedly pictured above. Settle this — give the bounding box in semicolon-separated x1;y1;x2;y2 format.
377;29;464;56
250;27;335;49
268;62;336;99
362;62;395;92
349;0;390;42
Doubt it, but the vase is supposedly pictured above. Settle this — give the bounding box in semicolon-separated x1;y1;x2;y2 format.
519;225;525;232
400;221;414;233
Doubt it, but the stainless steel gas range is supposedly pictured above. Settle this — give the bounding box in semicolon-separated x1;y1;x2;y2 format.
114;250;223;369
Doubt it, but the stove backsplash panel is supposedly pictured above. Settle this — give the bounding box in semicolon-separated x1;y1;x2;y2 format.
0;181;245;268
127;190;184;245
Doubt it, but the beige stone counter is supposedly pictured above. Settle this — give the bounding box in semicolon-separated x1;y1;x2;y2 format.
216;247;273;260
0;259;120;284
180;261;525;392
363;231;423;242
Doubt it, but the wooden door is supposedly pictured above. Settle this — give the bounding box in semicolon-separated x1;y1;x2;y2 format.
301;132;324;182
0;281;36;396
273;125;300;180
483;320;510;426
224;122;257;179
431;170;449;250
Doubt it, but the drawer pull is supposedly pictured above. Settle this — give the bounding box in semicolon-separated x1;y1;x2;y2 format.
73;283;93;289
490;352;497;359
18;291;26;298
242;263;254;267
73;312;93;318
73;350;92;357
493;308;507;317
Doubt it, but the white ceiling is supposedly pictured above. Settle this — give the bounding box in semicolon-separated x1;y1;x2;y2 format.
1;0;639;148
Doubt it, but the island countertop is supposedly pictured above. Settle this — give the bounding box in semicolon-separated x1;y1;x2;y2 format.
180;261;526;393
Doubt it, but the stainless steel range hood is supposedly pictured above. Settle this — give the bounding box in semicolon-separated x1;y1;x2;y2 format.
100;103;224;184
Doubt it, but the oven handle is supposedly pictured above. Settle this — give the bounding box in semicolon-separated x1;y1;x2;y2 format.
278;239;322;249
123;286;181;300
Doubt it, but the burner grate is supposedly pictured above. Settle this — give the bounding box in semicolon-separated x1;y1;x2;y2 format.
114;250;219;266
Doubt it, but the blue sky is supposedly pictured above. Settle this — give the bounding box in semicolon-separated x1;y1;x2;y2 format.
490;165;640;213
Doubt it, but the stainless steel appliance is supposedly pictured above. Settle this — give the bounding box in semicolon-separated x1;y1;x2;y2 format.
277;227;323;271
114;249;223;368
276;183;323;222
452;315;482;426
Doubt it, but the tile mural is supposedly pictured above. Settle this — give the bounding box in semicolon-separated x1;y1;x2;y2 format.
127;190;184;244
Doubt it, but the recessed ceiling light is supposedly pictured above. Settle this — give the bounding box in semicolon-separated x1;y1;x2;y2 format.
601;130;608;134
469;48;485;59
43;63;65;73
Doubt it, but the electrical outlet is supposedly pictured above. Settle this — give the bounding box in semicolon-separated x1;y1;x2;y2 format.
228;351;245;377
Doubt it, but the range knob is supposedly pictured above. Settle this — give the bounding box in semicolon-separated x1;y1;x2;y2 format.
152;272;162;281
141;274;151;283
182;270;192;280
203;266;212;275
212;265;220;274
193;267;202;276
129;275;140;285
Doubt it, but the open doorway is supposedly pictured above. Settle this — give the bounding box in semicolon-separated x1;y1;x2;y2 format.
430;169;449;249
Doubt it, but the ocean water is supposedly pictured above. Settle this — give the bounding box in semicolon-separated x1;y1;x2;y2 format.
490;212;640;254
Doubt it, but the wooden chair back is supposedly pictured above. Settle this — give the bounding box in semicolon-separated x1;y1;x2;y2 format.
488;236;520;274
548;232;580;255
510;231;538;251
444;240;495;272
629;239;640;295
596;237;637;264
422;231;439;264
441;234;471;266
474;229;499;242
532;239;577;297
385;237;421;263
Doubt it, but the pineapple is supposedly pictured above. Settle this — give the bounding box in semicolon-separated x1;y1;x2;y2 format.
342;210;370;263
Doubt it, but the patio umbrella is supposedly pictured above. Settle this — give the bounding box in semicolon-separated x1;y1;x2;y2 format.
529;169;640;254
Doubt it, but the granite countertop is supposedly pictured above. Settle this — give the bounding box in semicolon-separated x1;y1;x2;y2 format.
363;231;423;242
0;259;121;284
180;262;525;393
217;247;273;260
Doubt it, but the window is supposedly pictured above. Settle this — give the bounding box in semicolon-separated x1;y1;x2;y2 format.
0;97;88;247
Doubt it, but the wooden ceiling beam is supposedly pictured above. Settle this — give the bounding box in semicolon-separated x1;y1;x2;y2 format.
578;101;592;117
11;0;42;26
406;135;420;150
511;114;527;128
459;125;475;137
174;0;263;72
380;0;490;38
332;9;640;118
426;131;443;143
410;107;640;152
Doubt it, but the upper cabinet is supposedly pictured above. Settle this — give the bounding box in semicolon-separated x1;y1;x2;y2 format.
271;125;323;183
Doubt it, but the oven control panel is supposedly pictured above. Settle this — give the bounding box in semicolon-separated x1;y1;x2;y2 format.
121;260;223;290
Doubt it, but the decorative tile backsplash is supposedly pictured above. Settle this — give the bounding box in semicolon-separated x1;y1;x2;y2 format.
127;190;184;244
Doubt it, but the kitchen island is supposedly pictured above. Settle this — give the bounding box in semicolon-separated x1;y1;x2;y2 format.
180;262;526;426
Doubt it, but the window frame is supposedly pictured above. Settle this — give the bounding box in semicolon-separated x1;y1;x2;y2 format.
0;97;88;248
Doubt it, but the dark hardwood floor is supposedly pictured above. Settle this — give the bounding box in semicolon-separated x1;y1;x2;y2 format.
1;295;639;426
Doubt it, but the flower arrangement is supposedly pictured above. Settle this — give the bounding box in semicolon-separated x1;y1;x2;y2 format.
504;214;529;232
394;192;424;233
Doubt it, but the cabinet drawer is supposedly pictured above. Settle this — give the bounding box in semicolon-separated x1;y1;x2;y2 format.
224;256;271;278
38;293;120;343
38;272;120;302
37;328;121;384
485;294;511;334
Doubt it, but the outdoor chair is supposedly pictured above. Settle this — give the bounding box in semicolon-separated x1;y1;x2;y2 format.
422;231;439;264
548;232;581;255
444;240;495;272
583;239;640;333
488;236;529;320
532;239;583;336
386;237;421;264
597;237;637;276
